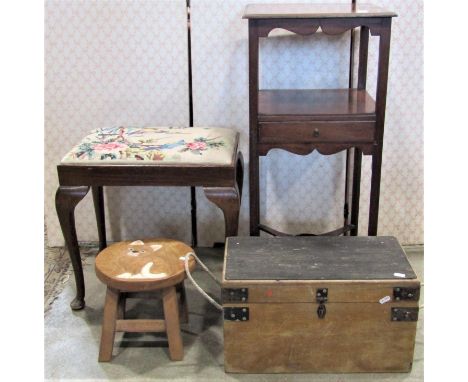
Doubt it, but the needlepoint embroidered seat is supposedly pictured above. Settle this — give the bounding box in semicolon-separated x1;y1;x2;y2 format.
61;126;238;165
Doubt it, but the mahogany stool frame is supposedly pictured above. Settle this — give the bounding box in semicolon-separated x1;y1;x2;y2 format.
55;136;243;311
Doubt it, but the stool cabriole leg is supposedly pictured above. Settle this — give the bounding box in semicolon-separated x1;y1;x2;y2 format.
99;287;120;362
55;185;90;310
162;286;184;361
203;186;240;238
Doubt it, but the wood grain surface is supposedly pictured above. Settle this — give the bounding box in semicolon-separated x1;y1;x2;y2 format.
95;239;196;292
222;235;419;372
224;236;416;281
224;301;417;373
222;280;420;304
258;89;376;121
259;121;375;144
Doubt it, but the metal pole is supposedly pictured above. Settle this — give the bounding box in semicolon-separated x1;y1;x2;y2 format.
187;0;198;247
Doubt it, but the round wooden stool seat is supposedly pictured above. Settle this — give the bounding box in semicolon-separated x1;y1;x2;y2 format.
94;238;196;362
95;238;196;292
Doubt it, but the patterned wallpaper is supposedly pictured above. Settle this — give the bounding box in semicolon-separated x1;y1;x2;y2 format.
45;0;191;247
45;0;423;247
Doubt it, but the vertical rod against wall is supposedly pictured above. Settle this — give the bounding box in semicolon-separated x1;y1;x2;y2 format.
187;0;198;247
187;0;194;128
348;0;357;88
343;0;357;235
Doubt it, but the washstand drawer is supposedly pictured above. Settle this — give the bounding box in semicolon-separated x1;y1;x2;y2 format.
258;121;375;144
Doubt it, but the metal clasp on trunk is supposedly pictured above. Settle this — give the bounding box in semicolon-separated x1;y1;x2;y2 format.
393;287;420;301
224;307;249;321
316;288;328;319
316;288;328;303
391;307;419;322
317;304;326;319
222;288;248;303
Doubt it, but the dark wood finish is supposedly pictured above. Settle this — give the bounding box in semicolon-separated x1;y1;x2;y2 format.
236;151;244;204
358;26;370;89
258;223;354;237
259;121;375;144
258;141;374;157
257;224;289;237
343;147;352;235
203;152;244;239
248;19;260;236
224;237;416;281
57;162;236;187
253;17;390;39
259;89;376;121
55;186;90;310
349;24;370;236
350;148;362;235
246;7;395;237
190;186;197;248
222;235;419;373
187;1;198;249
369;18;392;235
56;141;243;310
204;186;240;238
344;1;356;235
92;186;107;251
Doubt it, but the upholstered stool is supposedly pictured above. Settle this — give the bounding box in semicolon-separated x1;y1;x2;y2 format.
95;238;196;362
56;126;243;311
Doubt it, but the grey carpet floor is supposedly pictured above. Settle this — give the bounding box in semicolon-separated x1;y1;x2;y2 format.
44;245;423;382
44;244;97;314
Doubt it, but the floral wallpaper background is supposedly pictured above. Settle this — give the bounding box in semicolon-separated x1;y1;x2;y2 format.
45;0;423;247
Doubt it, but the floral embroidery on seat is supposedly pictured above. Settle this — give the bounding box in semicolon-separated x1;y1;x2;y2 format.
62;126;237;165
181;137;225;155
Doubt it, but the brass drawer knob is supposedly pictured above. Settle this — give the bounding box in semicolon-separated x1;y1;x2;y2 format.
313;128;320;137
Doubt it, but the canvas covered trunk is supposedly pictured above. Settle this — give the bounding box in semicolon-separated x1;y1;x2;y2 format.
222;236;420;373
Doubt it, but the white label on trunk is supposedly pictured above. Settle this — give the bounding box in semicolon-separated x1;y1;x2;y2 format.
394;272;406;278
379;295;391;304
